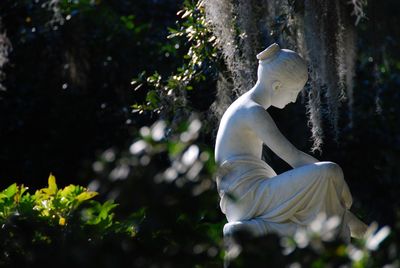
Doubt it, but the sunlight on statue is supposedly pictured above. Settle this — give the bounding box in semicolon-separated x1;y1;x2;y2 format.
214;43;367;242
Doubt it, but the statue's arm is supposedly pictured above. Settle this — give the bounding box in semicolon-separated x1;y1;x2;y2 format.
246;106;318;168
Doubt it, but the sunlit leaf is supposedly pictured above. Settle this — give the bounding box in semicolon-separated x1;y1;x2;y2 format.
75;191;98;203
181;10;192;19
59;217;66;226
48;174;58;195
59;185;76;198
3;183;17;198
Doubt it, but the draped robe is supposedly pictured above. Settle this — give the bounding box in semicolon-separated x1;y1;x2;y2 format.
216;155;354;239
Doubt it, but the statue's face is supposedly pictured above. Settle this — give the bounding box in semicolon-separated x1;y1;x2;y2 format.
270;81;304;109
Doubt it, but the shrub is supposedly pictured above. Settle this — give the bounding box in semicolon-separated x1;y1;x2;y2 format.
0;175;138;267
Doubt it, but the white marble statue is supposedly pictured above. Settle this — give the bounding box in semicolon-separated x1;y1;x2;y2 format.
214;43;367;241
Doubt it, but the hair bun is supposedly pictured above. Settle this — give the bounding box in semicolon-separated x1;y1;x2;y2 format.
256;43;280;61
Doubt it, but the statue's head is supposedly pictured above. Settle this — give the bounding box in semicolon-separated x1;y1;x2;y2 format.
256;43;308;108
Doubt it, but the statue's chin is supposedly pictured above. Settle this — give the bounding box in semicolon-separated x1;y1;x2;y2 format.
273;103;287;109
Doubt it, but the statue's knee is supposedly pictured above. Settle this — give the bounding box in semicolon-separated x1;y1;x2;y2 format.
317;161;343;179
223;221;256;237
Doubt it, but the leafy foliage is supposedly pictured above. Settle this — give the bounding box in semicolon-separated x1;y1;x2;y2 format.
131;0;219;115
225;216;396;268
0;175;138;267
88;116;225;266
0;173;397;267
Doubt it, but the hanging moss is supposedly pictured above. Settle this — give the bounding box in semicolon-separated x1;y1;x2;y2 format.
302;0;358;146
204;0;269;120
349;0;368;25
205;0;362;151
44;0;65;26
0;18;11;92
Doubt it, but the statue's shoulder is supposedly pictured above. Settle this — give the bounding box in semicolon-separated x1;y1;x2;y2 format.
225;98;254;116
226;98;272;123
230;95;261;111
239;101;276;126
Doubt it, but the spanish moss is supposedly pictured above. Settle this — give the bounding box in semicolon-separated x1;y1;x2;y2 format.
0;18;11;92
204;0;360;151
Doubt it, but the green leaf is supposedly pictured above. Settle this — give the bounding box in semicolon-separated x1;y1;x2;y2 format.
99;201;118;219
168;141;187;157
181;10;192;19
75;191;98;203
3;184;17;198
59;185;77;199
48;174;58;195
146;90;160;105
13;185;28;203
18;193;36;215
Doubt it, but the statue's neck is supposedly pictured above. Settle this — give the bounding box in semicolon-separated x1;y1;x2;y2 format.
248;81;271;109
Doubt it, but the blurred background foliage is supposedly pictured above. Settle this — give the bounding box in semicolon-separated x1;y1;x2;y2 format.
0;0;399;267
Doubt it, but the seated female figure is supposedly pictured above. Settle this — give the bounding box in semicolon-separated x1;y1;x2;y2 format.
214;43;367;241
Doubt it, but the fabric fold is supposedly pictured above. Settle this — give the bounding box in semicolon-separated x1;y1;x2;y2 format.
216;155;356;238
